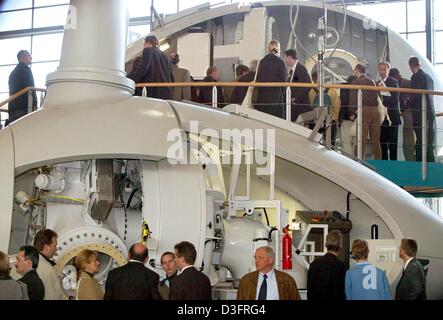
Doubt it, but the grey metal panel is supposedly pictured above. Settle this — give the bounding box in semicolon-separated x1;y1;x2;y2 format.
0;128;15;252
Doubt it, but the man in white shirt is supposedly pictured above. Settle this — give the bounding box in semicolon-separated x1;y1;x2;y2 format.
237;246;300;300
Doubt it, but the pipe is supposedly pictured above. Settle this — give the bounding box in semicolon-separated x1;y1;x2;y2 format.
45;0;134;98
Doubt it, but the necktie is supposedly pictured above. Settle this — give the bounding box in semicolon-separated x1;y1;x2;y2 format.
288;69;293;82
258;274;267;300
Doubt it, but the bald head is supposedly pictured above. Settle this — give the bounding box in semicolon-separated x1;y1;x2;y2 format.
129;243;149;262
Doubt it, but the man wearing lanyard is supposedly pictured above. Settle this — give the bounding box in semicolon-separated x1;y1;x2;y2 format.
158;251;178;300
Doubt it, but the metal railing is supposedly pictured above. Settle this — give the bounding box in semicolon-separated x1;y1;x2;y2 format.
0;87;47;127
1;81;442;181
136;81;443;181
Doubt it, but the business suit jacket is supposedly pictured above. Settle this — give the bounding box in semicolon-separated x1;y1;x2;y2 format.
255;54;287;119
172;65;191;101
170;266;212;300
0;277;29;300
19;269;45;300
379;76;401;125
231;71;256;105
289;62;312;122
349;75;378;115
104;261;161;300
409;69;435;126
8;62;37;124
128;46;174;99
237;270;301;300
395;258;427;300
307;252;346;301
198;75;224;108
76;272;103;300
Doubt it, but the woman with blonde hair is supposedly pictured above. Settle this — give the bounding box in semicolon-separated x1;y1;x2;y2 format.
75;249;103;300
0;251;29;300
254;40;287;119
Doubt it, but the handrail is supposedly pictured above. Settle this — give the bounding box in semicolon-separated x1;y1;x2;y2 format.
135;81;443;96
0;87;47;109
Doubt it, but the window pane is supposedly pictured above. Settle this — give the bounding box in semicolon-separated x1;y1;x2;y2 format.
347;2;406;33
407;32;427;59
434;32;443;63
31;61;59;88
435;0;443;30
33;5;69;28
0;0;32;11
154;1;177;15
128;24;150;45
128;0;150;18
407;0;426;32
0;65;16;92
32;33;64;62
33;0;69;7
0;10;32;32
0;37;31;65
179;0;226;11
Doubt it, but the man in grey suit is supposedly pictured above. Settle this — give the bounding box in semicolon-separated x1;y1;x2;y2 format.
395;238;427;300
170;52;191;101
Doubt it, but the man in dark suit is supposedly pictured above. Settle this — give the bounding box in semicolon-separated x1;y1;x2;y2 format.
395;238;427;300
389;68;414;161
378;62;400;160
128;35;174;99
307;230;346;300
283;49;312;123
15;246;45;300
231;59;259;105
237;246;300;300
255;40;287;119
407;57;435;162
170;241;212;300
7;50;37;125
158;251;178;300
199;67;224;108
104;243;161;300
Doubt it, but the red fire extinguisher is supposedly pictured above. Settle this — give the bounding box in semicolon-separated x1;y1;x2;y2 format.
282;225;292;270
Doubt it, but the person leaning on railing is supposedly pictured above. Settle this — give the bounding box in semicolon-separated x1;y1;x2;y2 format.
349;63;381;160
7;50;37;125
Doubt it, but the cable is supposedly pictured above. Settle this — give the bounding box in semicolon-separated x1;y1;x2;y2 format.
125;188;139;211
263;208;270;226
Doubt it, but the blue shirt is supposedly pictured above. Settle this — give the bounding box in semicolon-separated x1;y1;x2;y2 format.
345;262;392;300
256;269;279;300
